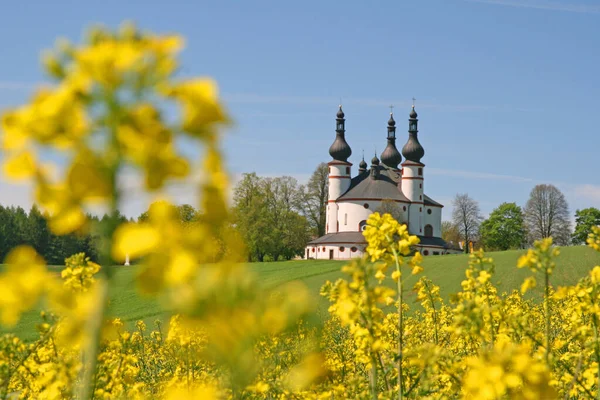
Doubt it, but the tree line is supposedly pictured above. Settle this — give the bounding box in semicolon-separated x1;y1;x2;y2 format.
232;164;328;262
2;170;597;264
0;205;129;265
445;183;600;253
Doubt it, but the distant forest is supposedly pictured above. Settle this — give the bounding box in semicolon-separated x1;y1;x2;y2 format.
0;205;131;265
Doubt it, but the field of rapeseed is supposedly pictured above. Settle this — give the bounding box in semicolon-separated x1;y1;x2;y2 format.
1;24;600;399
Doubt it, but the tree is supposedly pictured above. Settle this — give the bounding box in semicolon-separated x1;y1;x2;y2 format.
479;202;526;251
452;194;483;253
441;221;461;247
375;199;404;224
298;163;328;237
524;184;571;246
572;207;600;245
232;173;271;262
232;173;311;261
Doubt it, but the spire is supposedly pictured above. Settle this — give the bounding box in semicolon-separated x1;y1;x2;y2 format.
358;151;367;173
371;151;379;165
370;152;380;179
329;105;352;162
381;110;402;168
402;105;425;163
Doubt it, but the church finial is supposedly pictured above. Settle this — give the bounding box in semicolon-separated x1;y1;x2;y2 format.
358;150;367;173
371;150;379;165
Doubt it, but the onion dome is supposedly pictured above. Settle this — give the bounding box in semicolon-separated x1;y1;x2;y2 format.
409;105;418;119
381;113;402;168
371;154;380;165
358;155;368;173
388;114;396;127
329;105;352;162
402;105;425;163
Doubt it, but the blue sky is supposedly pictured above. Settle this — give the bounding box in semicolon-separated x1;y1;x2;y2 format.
0;0;599;219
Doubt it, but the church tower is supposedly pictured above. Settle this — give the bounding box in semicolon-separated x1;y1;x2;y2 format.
326;105;352;233
401;105;426;235
380;112;402;170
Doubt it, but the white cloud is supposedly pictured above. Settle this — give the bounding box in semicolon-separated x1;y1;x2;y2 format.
428;167;535;183
573;184;600;204
466;0;600;13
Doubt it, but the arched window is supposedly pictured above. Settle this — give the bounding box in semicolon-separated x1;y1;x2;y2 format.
344;213;348;225
418;168;423;176
424;224;433;238
346;167;350;174
359;220;368;232
427;209;432;215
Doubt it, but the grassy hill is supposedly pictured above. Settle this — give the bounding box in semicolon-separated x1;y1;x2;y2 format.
3;245;600;341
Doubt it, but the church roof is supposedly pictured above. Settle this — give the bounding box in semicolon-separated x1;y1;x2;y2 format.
307;232;366;245
416;236;448;248
337;167;410;202
307;231;449;248
424;195;444;207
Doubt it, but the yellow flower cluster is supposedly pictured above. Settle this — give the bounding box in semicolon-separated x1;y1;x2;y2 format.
463;342;555;399
61;252;101;292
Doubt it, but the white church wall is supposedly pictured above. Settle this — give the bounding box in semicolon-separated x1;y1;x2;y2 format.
305;244;365;260
326;202;339;233
337;200;411;233
424;206;442;237
407;203;423;236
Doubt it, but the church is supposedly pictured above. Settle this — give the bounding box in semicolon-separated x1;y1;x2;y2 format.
306;104;449;260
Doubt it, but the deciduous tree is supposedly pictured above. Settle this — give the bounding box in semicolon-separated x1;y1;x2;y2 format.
524;184;571;246
480;202;526;251
375;199;404;224
441;220;461;248
452;194;483;253
298;163;328;237
572;207;600;245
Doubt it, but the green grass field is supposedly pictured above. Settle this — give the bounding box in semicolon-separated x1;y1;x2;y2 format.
3;245;600;341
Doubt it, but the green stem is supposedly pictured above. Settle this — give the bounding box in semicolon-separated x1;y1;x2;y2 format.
544;268;551;366
593;315;600;400
391;247;403;400
77;92;122;400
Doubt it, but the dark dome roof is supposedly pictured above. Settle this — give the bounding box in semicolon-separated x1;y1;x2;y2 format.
402;133;425;162
359;158;367;169
329;135;352;162
371;155;380;165
337;105;345;119
381;140;402;168
409;105;418;119
388;113;396;127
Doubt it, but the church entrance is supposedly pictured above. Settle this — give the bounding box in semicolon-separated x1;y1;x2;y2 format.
329;249;333;260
